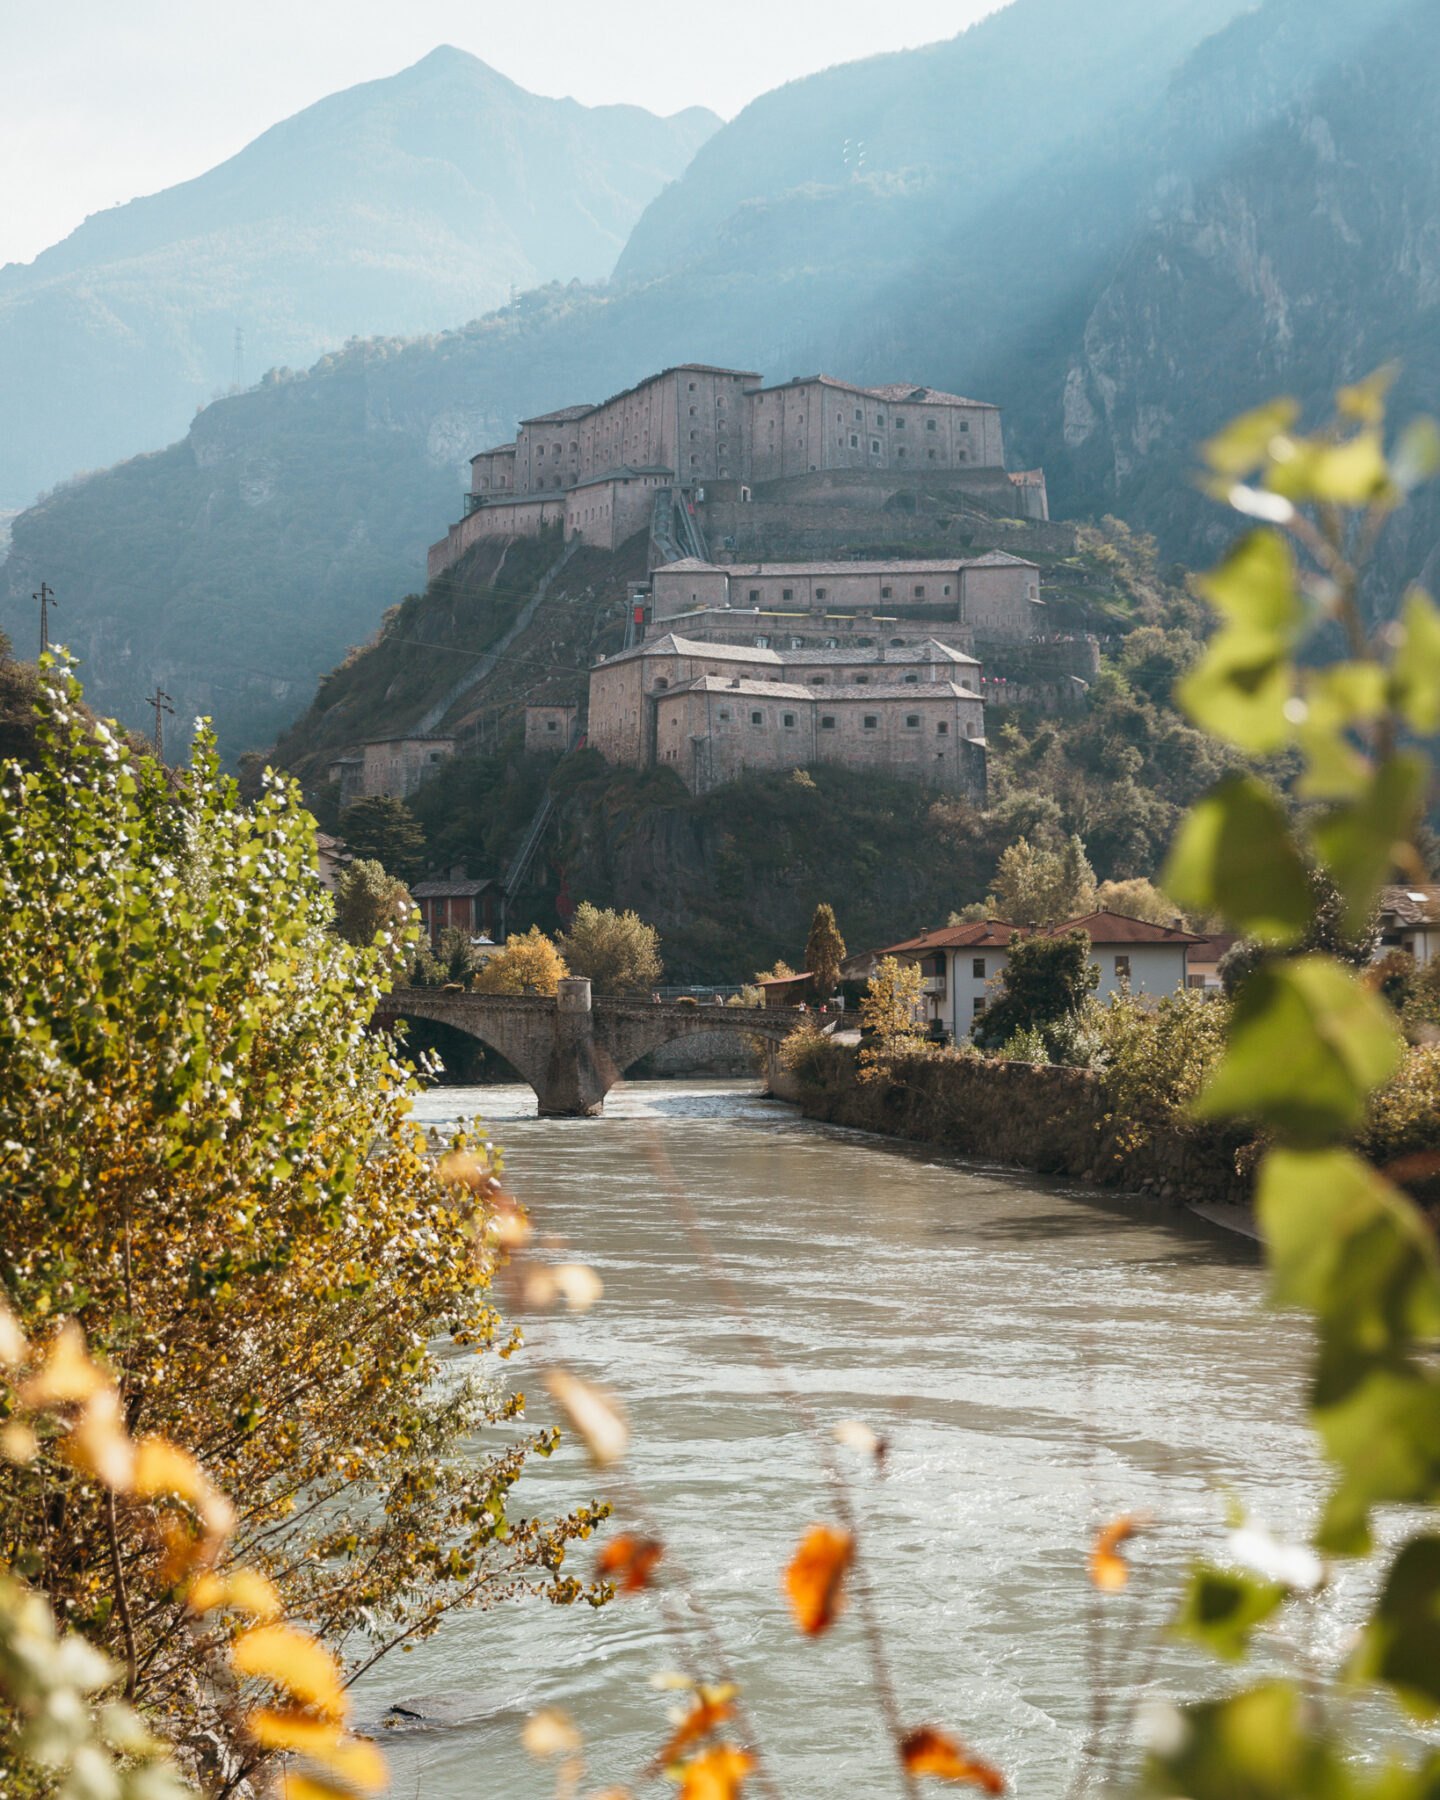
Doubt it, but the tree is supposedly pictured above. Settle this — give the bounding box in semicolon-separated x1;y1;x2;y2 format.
338;793;426;878
804;903;847;998
555;902;663;993
333;856;412;949
973;930;1098;1054
1219;865;1382;996
1093;877;1186;927
0;666;605;1781
986;833;1096;926
473;923;569;994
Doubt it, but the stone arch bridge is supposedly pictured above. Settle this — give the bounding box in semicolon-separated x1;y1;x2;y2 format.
372;978;820;1115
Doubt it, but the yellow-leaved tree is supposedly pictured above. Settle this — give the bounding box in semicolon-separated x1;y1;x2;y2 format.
473;923;570;993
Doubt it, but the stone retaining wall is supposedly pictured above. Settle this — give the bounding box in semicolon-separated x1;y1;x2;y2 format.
780;1040;1254;1208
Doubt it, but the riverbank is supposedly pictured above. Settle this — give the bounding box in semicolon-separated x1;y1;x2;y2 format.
774;1038;1257;1210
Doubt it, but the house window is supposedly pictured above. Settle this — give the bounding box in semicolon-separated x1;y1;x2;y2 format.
749;589;761;602
750;710;764;725
973;958;986;979
546;719;558;732
871;440;881;453
875;415;884;428
903;674;919;685
820;715;836;730
1114;955;1131;981
854;675;869;685
654;677;669;689
863;715;878;730
881;585;893;599
810;676;826;685
690;431;698;441
943;584;952;596
914;585;925;598
782;588;794;601
928;449;937;461
905;714;920;728
815;587;827;600
855;408;863;421
718;710;731;721
937;720;949;735
926;418;937;431
960;420;970;433
689;382;697;391
850;435;859;448
895;417;905;429
973;996;987;1014
782;712;797;728
897;448;906;459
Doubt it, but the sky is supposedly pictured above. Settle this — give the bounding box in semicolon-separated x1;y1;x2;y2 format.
1;0;1003;268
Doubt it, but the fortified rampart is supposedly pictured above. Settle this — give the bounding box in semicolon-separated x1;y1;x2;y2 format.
699;499;1077;562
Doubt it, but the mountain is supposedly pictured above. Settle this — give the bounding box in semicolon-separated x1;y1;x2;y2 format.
0;48;717;510
10;0;1435;757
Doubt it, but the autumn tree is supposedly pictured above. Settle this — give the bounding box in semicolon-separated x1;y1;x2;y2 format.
333;855;412;949
0;666;605;1780
555;902;663;993
1093;876;1186;927
338;793;426;878
986;833;1095;926
973;930;1099;1056
474;923;569;994
804;903;847;998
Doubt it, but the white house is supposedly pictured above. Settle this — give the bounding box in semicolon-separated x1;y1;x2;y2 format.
1376;886;1440;967
1058;911;1204;1000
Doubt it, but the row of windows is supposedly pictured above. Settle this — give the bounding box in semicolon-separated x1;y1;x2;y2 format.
745;583;952;602
714;710;951;733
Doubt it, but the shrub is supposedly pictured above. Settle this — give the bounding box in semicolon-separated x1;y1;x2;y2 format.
473;924;568;994
1093;987;1230;1149
556;901;663;993
973;931;1098;1057
333;855;413;951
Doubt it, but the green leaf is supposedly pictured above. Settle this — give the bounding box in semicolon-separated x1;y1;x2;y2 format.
1173;1565;1286;1662
1140;1682;1324;1800
1176;634;1295;754
1201;398;1302;479
1312;753;1428;933
1317;1372;1440;1555
1197;529;1303;636
1267;430;1398;508
1391;417;1440;492
1163;777;1311;945
1195;958;1402;1144
1296;662;1389;800
1354;1537;1440;1716
1337;366;1399;425
1390;586;1440;735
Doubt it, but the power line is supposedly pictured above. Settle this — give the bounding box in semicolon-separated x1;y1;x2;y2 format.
231;327;246;391
33;582;55;658
147;686;175;759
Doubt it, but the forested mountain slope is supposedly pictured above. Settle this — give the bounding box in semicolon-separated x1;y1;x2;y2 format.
0;48;716;509
7;0;1435;755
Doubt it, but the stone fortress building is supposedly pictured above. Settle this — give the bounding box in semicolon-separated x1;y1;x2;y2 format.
429;363;1048;578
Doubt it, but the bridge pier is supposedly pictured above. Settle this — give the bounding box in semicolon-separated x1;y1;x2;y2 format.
538;978;608;1116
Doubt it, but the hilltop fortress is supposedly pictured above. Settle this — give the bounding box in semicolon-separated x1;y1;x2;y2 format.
428;363;1048;578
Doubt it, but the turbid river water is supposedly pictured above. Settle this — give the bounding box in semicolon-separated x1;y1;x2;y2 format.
348;1079;1368;1798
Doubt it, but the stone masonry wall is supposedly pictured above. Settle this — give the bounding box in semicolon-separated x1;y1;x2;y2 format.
701;500;1078;562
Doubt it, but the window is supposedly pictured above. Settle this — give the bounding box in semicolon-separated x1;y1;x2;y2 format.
960;420;971;433
750;710;764;725
690;431;698;441
820;715;836;730
749;589;761;603
781;587;795;602
855;408;863;422
875;415;884;427
815;587;827;600
895;417;905;429
810;676;827;685
837;411;844;423
688;382;696;391
943;584;952;596
824;637;839;648
914;584;926;598
850;435;859;448
863;715;878;730
897;448;906;459
1114;955;1131;981
903;674;919;685
926;418;937;432
871;440;881;453
653;677;669;689
973;996;987;1015
927;449;937;461
905;714;920;729
782;712;796;728
973;958;986;979
937;720;949;735
854;674;869;685
880;585;893;599
718;709;731;721
546;719;558;733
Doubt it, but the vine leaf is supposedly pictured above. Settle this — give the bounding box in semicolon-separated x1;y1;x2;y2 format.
1353;1535;1440;1716
1162;776;1311;945
1312;752;1428;934
782;1525;853;1636
1390;586;1440;735
1172;1567;1285;1662
1177;532;1301;751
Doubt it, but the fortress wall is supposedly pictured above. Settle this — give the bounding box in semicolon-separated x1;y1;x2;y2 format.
700;500;1078;561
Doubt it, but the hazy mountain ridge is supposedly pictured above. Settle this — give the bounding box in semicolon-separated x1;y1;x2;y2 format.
0;48;717;509
7;0;1436;755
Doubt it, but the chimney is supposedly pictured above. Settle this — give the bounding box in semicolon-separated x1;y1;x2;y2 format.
450;865;467;883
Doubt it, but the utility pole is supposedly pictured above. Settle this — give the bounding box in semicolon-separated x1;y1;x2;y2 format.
231;326;246;391
147;686;175;759
34;582;55;658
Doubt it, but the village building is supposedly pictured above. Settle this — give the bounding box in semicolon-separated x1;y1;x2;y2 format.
409;870;507;946
326;735;454;807
586;631;985;798
314;830;352;892
1376;885;1440;966
525;704;579;755
428;365;1048;579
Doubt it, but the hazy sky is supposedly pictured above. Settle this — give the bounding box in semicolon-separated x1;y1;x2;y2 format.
1;1;1003;268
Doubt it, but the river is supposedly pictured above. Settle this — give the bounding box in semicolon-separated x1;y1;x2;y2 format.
350;1078;1352;1797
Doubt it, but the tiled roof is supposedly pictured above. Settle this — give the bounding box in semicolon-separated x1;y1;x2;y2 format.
1047;910;1205;946
570;464;673;487
518;403;596;425
410;877;502;898
593;364;763;411
754;375;1000;409
1379;884;1440;926
877;920;1024;954
469;442;517;461
962;550;1039;568
666;677;814;700
598;634;784;667
1188;934;1239;961
781;641;980;667
655;556;1017;577
812;681;983;701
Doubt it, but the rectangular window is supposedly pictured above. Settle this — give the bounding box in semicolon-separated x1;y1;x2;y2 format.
926;418;937;431
905;714;920;728
961;420;971;433
904;674;919;685
895;417;905;429
914;584;925;598
943;584;952;596
749;589;760;603
973;958;986;980
871;440;881;453
937;720;949;735
820;715;836;730
815;587;827;600
1114;955;1131;980
782;588;794;601
973;996;987;1014
863;715;878;730
810;676;826;685
850;434;859;448
782;713;796;728
928;449;937;461
855;408;863;421
718;710;731;721
750;711;764;725
881;585;893;599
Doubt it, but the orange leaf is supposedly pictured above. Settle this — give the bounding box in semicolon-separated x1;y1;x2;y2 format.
545;1370;628;1466
655;1698;735;1769
63;1387;136;1491
248;1709;345;1756
676;1745;754;1800
900;1727;1006;1792
523;1709;582;1757
0;1301;28;1369
596;1533;662;1593
231;1626;346;1721
135;1436;236;1547
782;1525;852;1636
1088;1515;1144;1593
18;1320;104;1407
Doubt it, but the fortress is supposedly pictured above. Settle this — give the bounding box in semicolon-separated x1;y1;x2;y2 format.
428;363;1048;578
